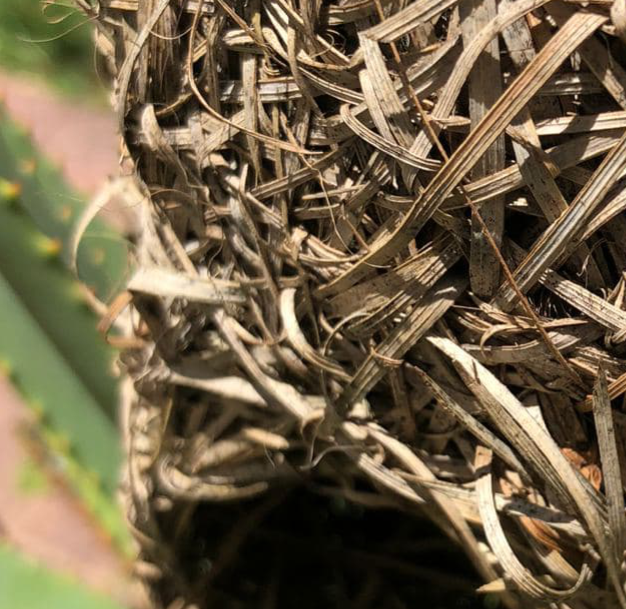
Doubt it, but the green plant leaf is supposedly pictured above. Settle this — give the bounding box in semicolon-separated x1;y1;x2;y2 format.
0;162;131;551
0;271;129;552
0;76;131;555
0;107;130;302
0;189;120;418
0;544;128;609
17;455;50;496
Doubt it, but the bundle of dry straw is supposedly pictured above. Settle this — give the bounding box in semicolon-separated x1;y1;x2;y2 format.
81;0;626;606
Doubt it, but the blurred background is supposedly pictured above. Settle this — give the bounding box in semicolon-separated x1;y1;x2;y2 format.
0;2;141;607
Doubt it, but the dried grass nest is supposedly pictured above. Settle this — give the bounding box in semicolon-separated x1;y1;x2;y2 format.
84;0;626;606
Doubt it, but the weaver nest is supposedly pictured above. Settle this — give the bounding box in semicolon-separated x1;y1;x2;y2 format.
85;0;626;607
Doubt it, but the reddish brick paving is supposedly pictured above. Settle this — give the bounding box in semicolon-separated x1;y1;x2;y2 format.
0;71;119;195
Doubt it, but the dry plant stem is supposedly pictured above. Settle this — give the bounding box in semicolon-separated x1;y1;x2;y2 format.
317;10;607;298
460;0;505;298
592;370;626;565
186;0;309;155
493;129;626;310
387;19;581;382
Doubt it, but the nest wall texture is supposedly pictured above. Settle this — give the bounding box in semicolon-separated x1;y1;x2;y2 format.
87;0;626;606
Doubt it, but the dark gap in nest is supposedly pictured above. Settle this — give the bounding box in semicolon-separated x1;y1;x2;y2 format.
528;284;579;323
153;485;488;609
433;8;455;42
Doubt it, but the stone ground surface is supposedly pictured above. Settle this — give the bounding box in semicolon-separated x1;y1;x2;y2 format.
0;71;143;607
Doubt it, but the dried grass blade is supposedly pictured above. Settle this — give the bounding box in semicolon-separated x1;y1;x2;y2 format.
503;108;604;284
592;369;626;565
338;276;465;409
327;234;462;318
128;267;247;304
251;141;352;200
347;247;463;337
264;0;350;66
413;367;529;480
365;426;500;586
168;371;267;407
494;129;626;310
157;458;269;501
408;0;553;163
412;477;589;539
116;0;171;128
279;288;349;380
579;187;626;243
535;112;626;136
211;309;319;424
102;0;214;13
538;72;603;96
475;447;592;602
322;38;461;148
462;323;599;365
583;371;626;412
318;11;606;296
359;35;415;148
430;336;626;607
500;8;576;221
446;133;618;209
549;4;626;109
220;78;301;104
340;422;427;505
428;337;582;504
340;105;439;171
540;268;626;340
461;0;505;297
364;0;458;43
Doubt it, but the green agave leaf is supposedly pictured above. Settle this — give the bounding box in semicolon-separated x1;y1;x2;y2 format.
0;111;131;553
0;106;130;302
0;544;128;609
0;271;129;552
0;189;119;418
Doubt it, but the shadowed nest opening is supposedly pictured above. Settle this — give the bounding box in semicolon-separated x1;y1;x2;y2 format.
143;485;484;608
